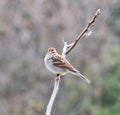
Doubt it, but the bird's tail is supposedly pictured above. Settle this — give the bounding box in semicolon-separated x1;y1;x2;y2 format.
77;72;91;84
71;70;91;84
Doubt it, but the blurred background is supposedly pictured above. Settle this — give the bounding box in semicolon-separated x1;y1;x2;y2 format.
0;0;120;115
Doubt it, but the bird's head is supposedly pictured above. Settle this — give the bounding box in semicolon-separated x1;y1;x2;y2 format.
48;47;57;55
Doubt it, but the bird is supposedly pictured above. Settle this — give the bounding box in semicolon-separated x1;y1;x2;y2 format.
44;47;91;84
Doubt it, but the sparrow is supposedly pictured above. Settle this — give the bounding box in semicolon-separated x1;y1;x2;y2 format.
44;47;91;84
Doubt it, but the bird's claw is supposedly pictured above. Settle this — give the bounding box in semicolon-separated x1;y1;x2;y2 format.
55;74;61;81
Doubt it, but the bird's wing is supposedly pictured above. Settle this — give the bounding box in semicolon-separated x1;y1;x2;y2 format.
52;55;76;72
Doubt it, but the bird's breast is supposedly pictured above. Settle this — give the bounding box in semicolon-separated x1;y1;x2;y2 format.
44;56;66;75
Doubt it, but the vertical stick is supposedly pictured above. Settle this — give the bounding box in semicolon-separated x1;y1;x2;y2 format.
45;79;60;115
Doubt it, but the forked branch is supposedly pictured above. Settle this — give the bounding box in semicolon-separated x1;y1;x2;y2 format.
45;9;100;115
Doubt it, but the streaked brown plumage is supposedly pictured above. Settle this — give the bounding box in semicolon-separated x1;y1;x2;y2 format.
44;47;91;84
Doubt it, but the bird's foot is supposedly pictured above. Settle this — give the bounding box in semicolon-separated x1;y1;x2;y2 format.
55;74;61;81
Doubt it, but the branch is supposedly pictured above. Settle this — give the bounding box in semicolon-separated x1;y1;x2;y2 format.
46;77;60;115
62;40;67;58
66;9;100;55
45;9;100;115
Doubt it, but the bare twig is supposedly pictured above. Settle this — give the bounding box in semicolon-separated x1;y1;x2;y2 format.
66;9;100;55
45;9;100;115
46;77;60;115
62;39;67;58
